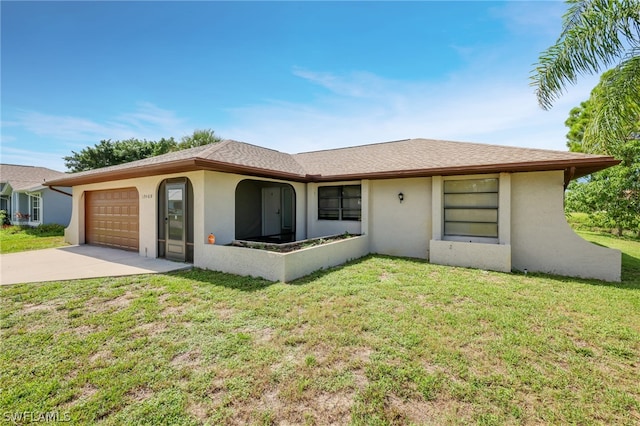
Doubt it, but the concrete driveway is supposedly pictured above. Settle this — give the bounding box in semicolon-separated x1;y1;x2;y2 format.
0;245;191;285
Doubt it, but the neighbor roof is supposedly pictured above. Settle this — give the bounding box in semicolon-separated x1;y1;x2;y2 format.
0;164;67;191
45;138;619;187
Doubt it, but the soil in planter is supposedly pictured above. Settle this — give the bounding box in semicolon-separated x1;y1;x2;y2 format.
230;233;359;253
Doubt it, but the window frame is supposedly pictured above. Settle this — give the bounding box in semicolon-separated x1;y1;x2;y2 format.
442;177;499;243
318;184;362;221
28;192;42;223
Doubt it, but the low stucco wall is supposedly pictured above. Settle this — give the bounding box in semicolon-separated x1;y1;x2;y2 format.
429;240;511;273
511;171;621;282
196;235;369;282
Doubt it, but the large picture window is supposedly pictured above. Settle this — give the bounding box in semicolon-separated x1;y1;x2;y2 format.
444;178;498;239
318;185;361;221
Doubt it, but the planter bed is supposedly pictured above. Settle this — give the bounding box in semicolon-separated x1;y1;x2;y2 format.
230;233;360;253
197;234;370;282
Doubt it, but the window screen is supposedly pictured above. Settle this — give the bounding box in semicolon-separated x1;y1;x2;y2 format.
444;179;498;238
318;185;361;221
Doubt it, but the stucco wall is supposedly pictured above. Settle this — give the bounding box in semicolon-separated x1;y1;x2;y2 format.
199;235;369;282
64;171;205;258
511;171;621;282
198;173;307;248
430;240;511;273
369;177;431;259
65;171;307;260
63;167;621;282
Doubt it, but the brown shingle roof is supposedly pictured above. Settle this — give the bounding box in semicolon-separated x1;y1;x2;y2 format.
0;164;67;191
293;138;616;180
45;138;619;187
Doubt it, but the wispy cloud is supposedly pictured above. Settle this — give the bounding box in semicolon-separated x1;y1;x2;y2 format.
1;146;69;172
491;2;566;37
221;67;599;154
2;102;193;170
6;102;191;146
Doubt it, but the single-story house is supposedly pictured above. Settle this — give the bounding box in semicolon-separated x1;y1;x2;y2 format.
0;164;72;226
45;138;622;282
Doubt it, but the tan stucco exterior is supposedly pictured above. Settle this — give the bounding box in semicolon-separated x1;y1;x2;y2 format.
63;168;621;282
511;171;621;282
369;177;432;259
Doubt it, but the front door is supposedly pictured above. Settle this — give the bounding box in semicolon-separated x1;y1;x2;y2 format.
166;182;186;261
262;187;281;238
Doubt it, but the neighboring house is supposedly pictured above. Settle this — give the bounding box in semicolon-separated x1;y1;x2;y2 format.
0;164;72;226
45;138;622;282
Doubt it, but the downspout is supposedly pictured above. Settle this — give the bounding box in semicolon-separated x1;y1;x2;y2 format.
563;167;576;190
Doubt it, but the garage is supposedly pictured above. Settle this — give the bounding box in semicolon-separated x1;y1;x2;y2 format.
85;188;139;251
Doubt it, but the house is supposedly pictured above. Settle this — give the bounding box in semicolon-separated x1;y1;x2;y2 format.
45;138;622;282
0;164;72;226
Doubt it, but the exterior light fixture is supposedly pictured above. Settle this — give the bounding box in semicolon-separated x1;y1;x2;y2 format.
398;192;404;203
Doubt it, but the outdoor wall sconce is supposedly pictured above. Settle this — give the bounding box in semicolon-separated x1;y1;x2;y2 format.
398;192;404;203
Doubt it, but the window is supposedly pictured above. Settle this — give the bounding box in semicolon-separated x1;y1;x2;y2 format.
318;185;361;221
0;196;9;212
444;178;498;239
29;193;41;222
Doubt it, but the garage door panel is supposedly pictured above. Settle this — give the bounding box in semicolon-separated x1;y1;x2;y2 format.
86;188;139;251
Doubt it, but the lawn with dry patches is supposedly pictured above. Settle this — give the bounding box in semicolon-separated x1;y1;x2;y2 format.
1;233;639;425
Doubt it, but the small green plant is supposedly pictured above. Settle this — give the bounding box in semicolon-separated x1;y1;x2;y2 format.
32;223;65;236
0;210;10;226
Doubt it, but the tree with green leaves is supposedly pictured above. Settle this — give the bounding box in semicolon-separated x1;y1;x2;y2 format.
565;140;640;237
564;74;640;237
531;0;640;154
179;129;221;149
63;129;222;172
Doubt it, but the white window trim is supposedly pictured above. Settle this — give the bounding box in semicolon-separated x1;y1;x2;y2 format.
28;192;42;224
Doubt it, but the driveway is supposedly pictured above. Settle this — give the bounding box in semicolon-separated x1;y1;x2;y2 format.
0;245;191;285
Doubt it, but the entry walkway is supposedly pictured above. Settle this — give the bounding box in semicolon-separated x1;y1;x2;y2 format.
0;245;191;285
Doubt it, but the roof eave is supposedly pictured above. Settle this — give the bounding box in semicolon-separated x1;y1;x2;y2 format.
306;158;621;182
44;158;309;187
192;159;308;182
43;156;620;187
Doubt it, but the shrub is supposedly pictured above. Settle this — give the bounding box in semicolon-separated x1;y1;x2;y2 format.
32;223;65;236
0;210;10;226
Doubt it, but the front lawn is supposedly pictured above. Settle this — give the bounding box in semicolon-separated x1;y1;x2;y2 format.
0;224;67;254
1;236;639;425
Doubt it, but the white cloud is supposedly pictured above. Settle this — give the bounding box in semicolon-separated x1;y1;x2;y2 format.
1;146;68;172
220;67;599;154
8;103;191;145
1;103;193;170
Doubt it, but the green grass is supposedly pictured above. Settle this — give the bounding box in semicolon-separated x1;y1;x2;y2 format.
2;235;639;425
567;212;640;240
0;225;67;254
576;230;640;284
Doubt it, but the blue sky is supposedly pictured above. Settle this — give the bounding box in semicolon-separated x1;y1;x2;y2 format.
2;1;599;172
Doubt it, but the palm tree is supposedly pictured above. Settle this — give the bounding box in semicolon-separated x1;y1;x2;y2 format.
531;0;640;154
